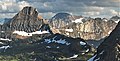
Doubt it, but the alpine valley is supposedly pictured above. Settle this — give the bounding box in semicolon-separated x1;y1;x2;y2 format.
0;6;120;61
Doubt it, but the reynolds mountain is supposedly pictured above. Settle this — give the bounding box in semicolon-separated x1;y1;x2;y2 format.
2;6;45;32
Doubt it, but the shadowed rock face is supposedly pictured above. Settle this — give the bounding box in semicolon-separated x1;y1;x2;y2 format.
2;6;45;32
92;21;120;61
40;24;53;34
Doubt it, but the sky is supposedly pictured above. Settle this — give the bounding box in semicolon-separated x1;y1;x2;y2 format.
0;0;120;19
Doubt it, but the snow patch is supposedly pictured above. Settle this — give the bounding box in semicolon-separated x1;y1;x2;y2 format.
72;18;84;23
56;39;71;45
13;30;49;36
94;57;100;61
114;19;120;23
0;38;12;41
69;54;78;59
82;53;85;55
44;37;71;45
13;31;32;36
108;30;112;34
65;29;73;32
86;49;89;52
80;41;86;45
46;46;51;48
103;19;108;22
100;50;104;55
32;31;49;34
66;33;69;35
0;42;4;44
0;45;10;50
57;46;60;48
0;31;5;33
88;55;97;61
44;39;51;43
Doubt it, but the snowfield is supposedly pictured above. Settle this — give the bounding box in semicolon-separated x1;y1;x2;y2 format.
65;29;73;32
44;36;71;45
13;30;49;36
44;38;71;45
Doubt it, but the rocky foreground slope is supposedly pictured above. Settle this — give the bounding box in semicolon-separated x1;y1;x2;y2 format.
88;20;120;61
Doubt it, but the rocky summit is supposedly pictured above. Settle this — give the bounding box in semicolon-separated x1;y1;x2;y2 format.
49;13;75;28
2;6;45;32
88;21;120;61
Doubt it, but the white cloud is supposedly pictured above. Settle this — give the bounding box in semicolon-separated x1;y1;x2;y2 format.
0;13;16;18
18;1;30;10
111;0;120;2
110;9;118;15
85;6;104;12
0;0;119;18
39;12;55;19
0;0;30;13
84;12;100;16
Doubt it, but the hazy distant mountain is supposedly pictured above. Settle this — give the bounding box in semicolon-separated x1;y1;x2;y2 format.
0;18;4;25
110;15;120;23
0;18;11;25
49;13;75;28
110;15;120;20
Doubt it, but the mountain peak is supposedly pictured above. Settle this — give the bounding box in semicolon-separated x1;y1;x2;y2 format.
20;6;38;15
50;13;74;28
51;13;72;20
3;6;45;32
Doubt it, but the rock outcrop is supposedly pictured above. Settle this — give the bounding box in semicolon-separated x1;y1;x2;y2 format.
2;6;45;32
88;21;120;61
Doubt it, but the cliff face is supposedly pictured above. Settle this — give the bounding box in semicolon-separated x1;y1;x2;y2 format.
50;13;120;40
89;21;120;61
51;16;117;40
77;19;116;40
3;6;45;32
